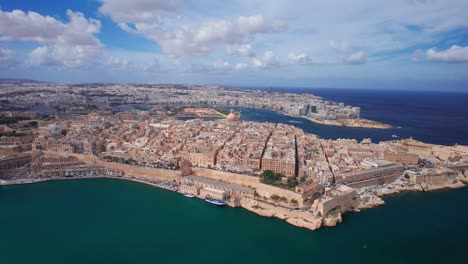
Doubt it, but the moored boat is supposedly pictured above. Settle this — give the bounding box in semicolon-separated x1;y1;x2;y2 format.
184;193;195;198
204;197;226;206
288;120;303;124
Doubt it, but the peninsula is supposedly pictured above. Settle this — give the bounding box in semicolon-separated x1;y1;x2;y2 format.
1;83;466;231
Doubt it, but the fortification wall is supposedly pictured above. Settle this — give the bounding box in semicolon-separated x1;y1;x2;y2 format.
449;163;468;172
317;191;356;217
346;174;399;189
43;151;181;182
42;152;303;204
191;167;259;186
191;167;303;205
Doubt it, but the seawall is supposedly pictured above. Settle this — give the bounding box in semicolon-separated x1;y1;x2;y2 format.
191;167;304;206
43;151;181;182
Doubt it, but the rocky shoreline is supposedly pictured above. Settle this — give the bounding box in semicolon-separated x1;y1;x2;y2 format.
1;174;466;232
274;109;392;129
306;117;393;129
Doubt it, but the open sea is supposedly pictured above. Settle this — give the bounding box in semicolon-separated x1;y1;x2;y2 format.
1;88;468;263
239;88;468;146
1;178;467;264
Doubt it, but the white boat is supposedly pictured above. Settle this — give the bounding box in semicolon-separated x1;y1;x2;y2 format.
204;197;226;206
184;194;195;198
288;120;303;124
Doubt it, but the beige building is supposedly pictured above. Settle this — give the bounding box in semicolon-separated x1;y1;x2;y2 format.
409;167;458;185
180;183;201;196
182;175;254;199
295;179;323;199
311;185;356;218
336;162;404;187
200;187;226;200
261;124;297;177
181;151;219;168
384;151;419;165
261;156;296;177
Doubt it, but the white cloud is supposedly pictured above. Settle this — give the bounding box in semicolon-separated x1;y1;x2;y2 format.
0;9;103;67
227;44;255;57
252;51;280;69
186;59;251;74
29;44;102;67
288;52;312;65
0;9;101;46
29;46;54;66
0;10;65;43
99;0;181;24
0;47;13;62
344;50;366;64
234;63;248;70
0;47;15;68
151;15;286;56
202;60;249;72
3;0;468;85
143;57;160;72
330;40;366;65
330;41;353;54
425;45;468;63
212;60;232;71
106;56;129;68
99;0;287;57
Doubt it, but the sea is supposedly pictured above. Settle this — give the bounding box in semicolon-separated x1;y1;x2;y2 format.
1;178;467;264
238;88;468;146
1;88;468;263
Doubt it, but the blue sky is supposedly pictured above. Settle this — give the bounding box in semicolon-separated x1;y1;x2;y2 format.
1;0;468;90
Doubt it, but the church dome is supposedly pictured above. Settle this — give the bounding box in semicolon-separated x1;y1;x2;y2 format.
226;109;240;122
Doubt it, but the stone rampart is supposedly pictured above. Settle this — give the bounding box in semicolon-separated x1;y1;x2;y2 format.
317;191;356;217
345;174;399;189
191;167;303;205
43;151;181;182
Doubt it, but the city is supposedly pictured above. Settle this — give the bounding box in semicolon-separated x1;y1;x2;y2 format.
2;0;468;263
1;82;467;230
0;81;389;128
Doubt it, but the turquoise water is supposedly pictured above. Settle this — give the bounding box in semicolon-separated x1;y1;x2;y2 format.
1;178;467;264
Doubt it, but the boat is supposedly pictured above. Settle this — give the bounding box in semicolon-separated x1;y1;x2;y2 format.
204;197;226;206
391;134;399;138
184;193;195;198
288;120;303;124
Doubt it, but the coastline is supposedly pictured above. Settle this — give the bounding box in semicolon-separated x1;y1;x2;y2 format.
306;117;393;129
204;106;392;130
267;108;393;129
177;107;227;118
2;173;465;232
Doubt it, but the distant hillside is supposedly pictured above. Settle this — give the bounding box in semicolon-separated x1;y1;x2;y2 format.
0;78;51;84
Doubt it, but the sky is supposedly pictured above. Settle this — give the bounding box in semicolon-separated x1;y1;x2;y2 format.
0;0;468;90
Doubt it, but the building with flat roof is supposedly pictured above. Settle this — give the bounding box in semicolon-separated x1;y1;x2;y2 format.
383;151;419;165
180;183;201;196
336;162;404;187
200;187;226;200
183;175;254;198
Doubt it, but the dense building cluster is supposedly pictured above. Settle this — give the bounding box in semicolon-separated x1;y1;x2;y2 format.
1;82;467;231
0;109;456;189
1;105;467;197
0;82;361;122
261;124;298;177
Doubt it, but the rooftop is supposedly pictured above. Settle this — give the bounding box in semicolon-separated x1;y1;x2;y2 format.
184;175;254;194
